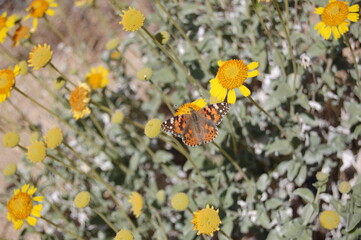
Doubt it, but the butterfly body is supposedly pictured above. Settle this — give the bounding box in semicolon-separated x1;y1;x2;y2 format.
161;102;230;147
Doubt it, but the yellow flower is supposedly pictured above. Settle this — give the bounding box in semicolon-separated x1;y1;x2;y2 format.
26;140;46;163
69;83;91;120
156;190;166;204
28;43;53;70
3;163;17;176
43;126;63;149
7;184;43;230
12;26;30;47
210;59;259;104
25;0;58;31
2;132;20;148
74;191;90;208
86;66;109;89
30;131;40;142
316;171;328;182
111;111;124;124
18;61;29;76
119;7;145;32
114;229;133;240
129;192;143;218
314;1;359;40
175;98;207;116
338;181;351;194
136;67;152;80
110;51;121;60
192;204;221;236
171;192;189;211
144;119;162;138
319;210;340;230
0;12;16;43
0;65;20;103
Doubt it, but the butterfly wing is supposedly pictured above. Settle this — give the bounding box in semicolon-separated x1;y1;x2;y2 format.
199;102;230;125
181;126;203;147
161;114;189;138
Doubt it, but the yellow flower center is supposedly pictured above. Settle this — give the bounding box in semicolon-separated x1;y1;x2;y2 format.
217;59;248;89
0;69;15;93
28;45;53;70
7;192;33;220
0;16;6;29
321;1;348;26
175;103;201;116
29;0;49;18
69;87;89;112
87;73;102;88
192;206;221;236
119;7;145;32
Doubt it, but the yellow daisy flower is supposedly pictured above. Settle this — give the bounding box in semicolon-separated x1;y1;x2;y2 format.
0;12;16;43
26;140;47;163
69;83;91;120
129;192;143;218
119;7;145;32
3;163;17;176
28;43;53;70
192;204;222;236
144;119;162;138
25;0;58;31
175;98;207;116
210;59;259;104
0;65;20;103
73;191;91;208
171;192;189;211
314;1;359;40
86;66;110;89
2;131;20;148
43;126;63;149
7;184;43;230
12;26;31;47
319;210;340;230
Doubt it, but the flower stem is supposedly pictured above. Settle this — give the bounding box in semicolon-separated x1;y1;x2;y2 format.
219;229;234;240
40;216;84;240
247;96;287;138
212;142;251;184
49;62;76;87
91;206;118;233
345;34;360;84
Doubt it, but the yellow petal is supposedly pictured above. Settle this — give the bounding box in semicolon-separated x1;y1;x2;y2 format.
31;209;41;217
210;83;223;98
50;2;58;7
322;26;332;40
240;85;251;97
28;186;37;195
314;7;324;15
247;62;259;70
33;196;44;202
329;0;337;2
347;13;359;22
247;70;259;78
217;60;225;67
227;89;237;104
22;184;30;193
46;9;55;16
218;88;227;101
314;21;325;31
31;18;38;32
332;26;341;39
33;204;43;211
348;4;360;12
338;22;349;34
14;220;23;230
27;216;37;226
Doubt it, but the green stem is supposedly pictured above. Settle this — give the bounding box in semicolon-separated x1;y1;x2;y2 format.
219;229;234;240
40;216;83;239
345;34;360;84
49;62;76;87
91;206;118;233
247;96;286;138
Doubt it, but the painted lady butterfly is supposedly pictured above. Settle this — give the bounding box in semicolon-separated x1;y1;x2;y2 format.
161;102;230;147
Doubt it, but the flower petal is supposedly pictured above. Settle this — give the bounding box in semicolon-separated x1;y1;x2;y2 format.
347;13;359;22
332;26;341;39
247;70;259;78
227;89;237;104
338;22;349;34
322;26;332;40
217;60;225;67
33;196;44;202
27;216;37;226
46;9;55;16
28;186;37;195
247;62;259;70
218;88;227;101
14;220;24;230
314;7;324;15
314;21;325;31
239;85;251;97
21;184;30;193
348;4;360;12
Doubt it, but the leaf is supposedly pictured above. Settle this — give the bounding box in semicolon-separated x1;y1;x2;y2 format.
295;165;307;186
293;188;314;203
287;161;301;181
265;139;293;156
301;203;317;224
257;173;270;192
322;72;335;90
347;207;361;232
265;198;283;210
